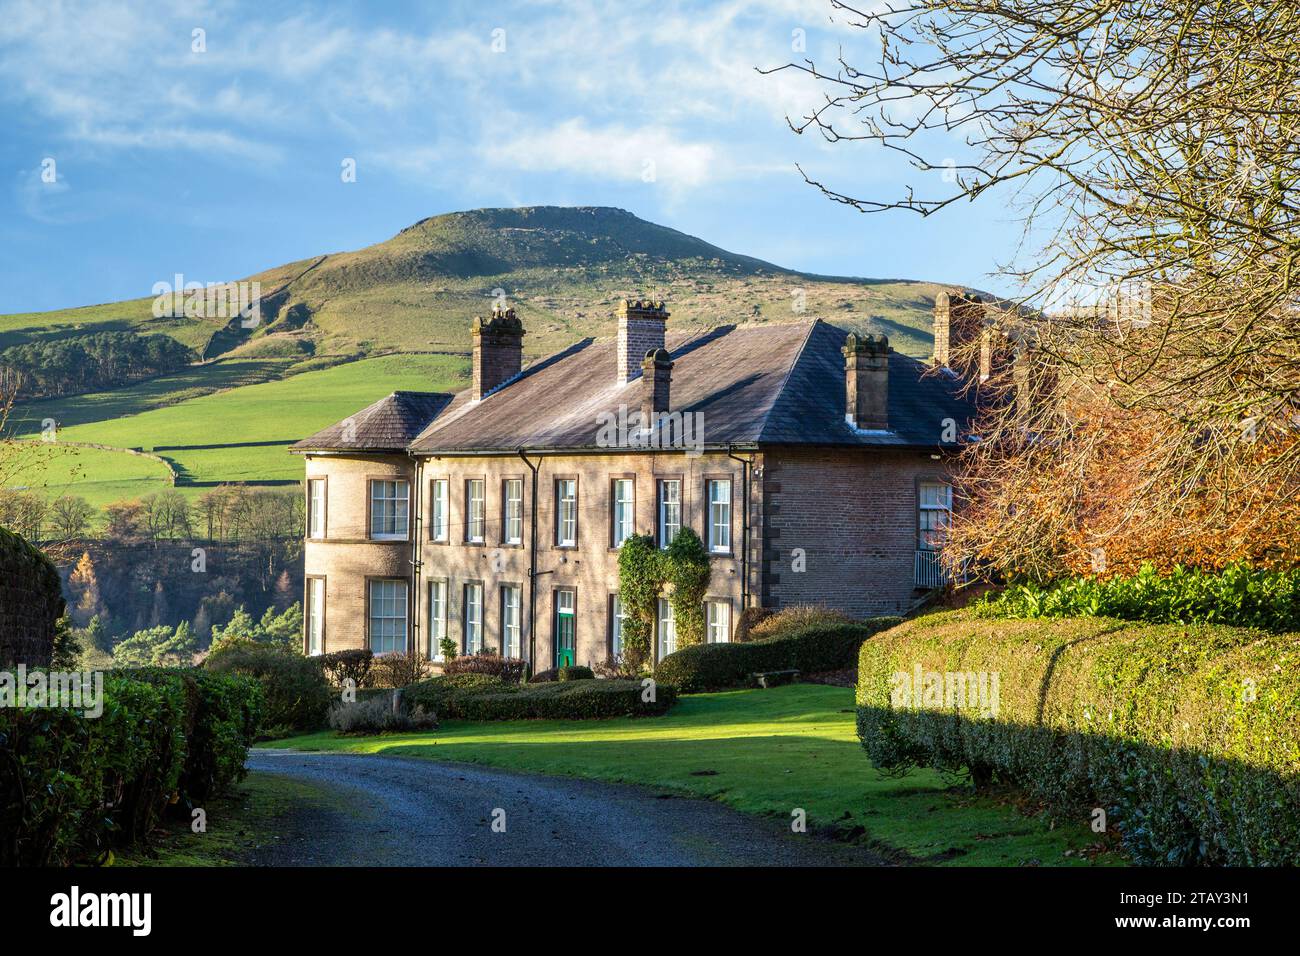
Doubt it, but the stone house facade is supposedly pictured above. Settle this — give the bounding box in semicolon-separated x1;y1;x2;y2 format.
293;298;976;669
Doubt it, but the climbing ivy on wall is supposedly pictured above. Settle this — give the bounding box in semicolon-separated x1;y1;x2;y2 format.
617;528;711;670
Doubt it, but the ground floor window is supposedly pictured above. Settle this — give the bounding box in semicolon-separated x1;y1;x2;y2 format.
428;579;447;659
368;579;407;654
609;593;626;657
706;599;730;643
501;585;521;659
464;582;483;654
306;577;325;655
657;597;676;660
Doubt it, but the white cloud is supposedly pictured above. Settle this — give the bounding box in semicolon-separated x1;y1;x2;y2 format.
489;119;717;187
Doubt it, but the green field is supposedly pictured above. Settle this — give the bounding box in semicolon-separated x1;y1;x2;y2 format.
264;684;1121;867
8;353;468;505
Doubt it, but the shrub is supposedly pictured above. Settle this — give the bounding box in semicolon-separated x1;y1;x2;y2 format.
328;694;437;735
368;652;431;688
0;669;260;866
733;607;773;643
444;653;526;683
656;618;900;693
558;665;594;681
205;644;331;734
403;675;675;720
319;648;373;688
748;604;851;641
527;668;558;683
592;656;638;679
975;561;1300;632
856;610;1300;866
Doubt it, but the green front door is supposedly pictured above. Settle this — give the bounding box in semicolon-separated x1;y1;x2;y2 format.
555;590;576;668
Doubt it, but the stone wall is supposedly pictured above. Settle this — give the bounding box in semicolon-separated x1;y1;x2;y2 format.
0;526;65;667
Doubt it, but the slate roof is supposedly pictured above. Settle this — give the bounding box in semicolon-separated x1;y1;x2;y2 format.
292;391;454;453
405;319;976;454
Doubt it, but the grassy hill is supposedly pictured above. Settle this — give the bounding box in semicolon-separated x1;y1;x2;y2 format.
1;206;961;512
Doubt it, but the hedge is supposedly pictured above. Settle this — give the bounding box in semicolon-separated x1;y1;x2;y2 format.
205;645;332;733
655;618;901;693
404;675;677;720
856;610;1300;865
0;669;261;866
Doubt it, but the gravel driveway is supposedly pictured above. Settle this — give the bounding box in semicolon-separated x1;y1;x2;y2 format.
246;750;889;867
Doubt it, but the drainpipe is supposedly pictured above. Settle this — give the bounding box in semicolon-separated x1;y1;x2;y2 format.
409;454;423;662
726;444;754;611
517;447;540;674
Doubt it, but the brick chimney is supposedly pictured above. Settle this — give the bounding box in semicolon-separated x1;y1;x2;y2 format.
472;307;525;401
640;348;673;428
933;291;986;367
617;299;668;386
843;332;890;431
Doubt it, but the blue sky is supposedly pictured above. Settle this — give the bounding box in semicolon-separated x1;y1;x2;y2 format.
0;0;1020;314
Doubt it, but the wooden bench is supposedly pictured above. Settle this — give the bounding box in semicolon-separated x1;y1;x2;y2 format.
751;669;800;689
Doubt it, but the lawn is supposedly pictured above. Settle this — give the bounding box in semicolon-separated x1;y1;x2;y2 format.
263;683;1120;866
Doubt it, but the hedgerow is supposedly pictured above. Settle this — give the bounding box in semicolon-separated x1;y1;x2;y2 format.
655;618;900;693
976;561;1300;632
0;669;261;866
856;610;1300;865
205;644;332;734
403;674;675;720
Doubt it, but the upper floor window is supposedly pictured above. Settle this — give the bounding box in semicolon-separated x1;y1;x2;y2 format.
370;479;409;540
706;479;731;554
918;481;953;551
611;478;634;547
464;582;483;653
307;479;325;539
431;478;449;542
466;479;485;543
657;479;681;549
368;579;407;654
706;600;731;644
504;479;523;545
556;478;578;547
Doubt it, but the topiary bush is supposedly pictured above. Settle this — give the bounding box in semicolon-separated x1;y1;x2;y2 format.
856;609;1300;866
557;665;594;681
319;648;373;688
205;644;332;734
655;618;901;693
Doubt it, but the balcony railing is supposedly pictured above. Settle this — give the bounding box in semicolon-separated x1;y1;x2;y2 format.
914;549;949;589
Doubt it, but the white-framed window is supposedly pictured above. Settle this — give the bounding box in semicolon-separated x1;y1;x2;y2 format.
464;582;483;654
657;597;677;660
306;577;325;654
369;479;409;540
431;478;449;542
368;579;407;654
707;479;731;553
918;481;953;551
658;479;680;549
610;594;626;656
706;600;731;644
428;579;447;659
307;479;325;539
501;585;521;658
466;479;485;543
504;479;523;545
612;478;634;547
556;479;577;546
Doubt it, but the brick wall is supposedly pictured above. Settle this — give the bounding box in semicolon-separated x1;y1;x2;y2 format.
761;446;951;616
0;526;65;667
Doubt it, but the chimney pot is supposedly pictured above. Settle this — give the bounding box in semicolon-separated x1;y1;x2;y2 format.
933;291;985;368
640;347;673;428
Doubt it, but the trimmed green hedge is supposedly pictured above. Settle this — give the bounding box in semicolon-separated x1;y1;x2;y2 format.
404;675;676;720
205;645;332;733
856;610;1300;865
0;669;261;866
655;618;901;693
